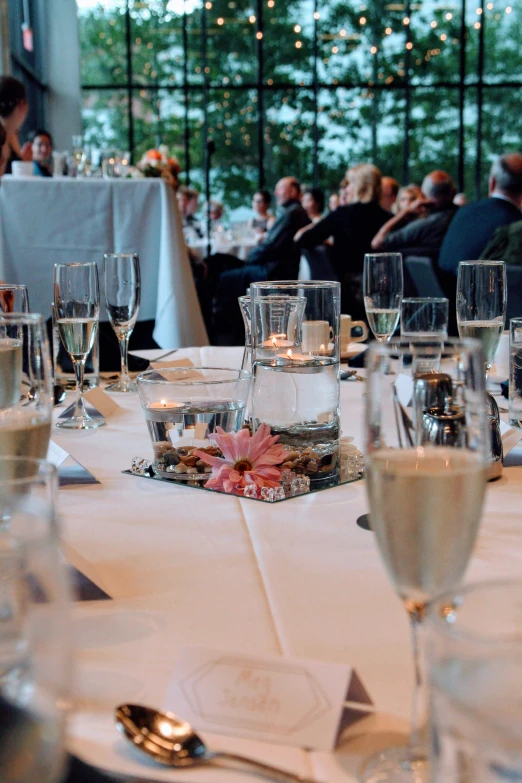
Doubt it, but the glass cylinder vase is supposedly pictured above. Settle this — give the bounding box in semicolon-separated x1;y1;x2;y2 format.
250;281;341;484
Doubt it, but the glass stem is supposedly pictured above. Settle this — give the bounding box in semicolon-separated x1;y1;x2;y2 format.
72;357;87;419
408;606;429;756
119;333;130;383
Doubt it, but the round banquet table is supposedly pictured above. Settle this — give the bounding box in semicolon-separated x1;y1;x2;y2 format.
56;346;522;782
188;237;257;262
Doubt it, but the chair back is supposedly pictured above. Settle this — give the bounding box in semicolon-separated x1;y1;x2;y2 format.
404;256;445;298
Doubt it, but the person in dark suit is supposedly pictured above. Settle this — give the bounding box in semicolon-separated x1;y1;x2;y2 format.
211;177;310;343
438;152;522;275
295;163;390;319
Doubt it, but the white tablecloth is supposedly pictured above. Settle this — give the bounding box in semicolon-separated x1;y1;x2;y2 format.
0;177;208;349
189;236;257;261
51;348;522;782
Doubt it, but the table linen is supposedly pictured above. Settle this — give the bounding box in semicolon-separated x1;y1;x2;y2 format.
50;347;522;782
0;177;208;348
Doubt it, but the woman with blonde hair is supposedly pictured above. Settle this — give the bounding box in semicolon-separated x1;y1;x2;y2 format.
295;162;390;318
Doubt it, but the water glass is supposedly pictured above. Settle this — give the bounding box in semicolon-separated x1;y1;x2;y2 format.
54;262;105;430
509;317;522;427
0;314;53;464
428;581;522;783
0;457;71;783
137;367;251;461
360;338;489;783
457;260;507;375
401;298;448;338
363;253;403;342
0;284;30;314
104;253;141;393
250;281;341;483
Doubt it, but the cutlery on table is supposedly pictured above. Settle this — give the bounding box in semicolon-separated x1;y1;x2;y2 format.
115;703;322;783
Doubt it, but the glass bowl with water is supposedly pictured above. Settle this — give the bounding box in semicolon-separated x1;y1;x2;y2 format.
137;367;251;477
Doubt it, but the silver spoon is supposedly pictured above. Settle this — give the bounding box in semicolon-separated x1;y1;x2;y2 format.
115;704;321;783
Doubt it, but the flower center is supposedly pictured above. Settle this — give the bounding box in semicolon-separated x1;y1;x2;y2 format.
234;459;253;474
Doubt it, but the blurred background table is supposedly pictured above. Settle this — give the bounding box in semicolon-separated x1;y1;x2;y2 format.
0;177;208;348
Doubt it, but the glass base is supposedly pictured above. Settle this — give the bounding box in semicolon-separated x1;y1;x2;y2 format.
359;746;428;783
105;378;138;393
56;414;106;430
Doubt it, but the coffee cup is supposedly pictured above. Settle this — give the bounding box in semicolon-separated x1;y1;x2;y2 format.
302;320;333;353
340;314;368;351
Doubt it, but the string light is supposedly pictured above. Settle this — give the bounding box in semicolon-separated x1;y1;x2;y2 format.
474;20;481;27
217;17;224;24
403;16;410;24
440;33;447;40
332;45;338;53
294;24;301;32
249;14;256;22
406;41;413;49
476;7;483;14
430;20;437;28
295;40;302;48
256;31;263;38
340;28;346;36
359;16;367;24
314;10;319;19
445;12;452;19
486;2;493;7
506;5;512;11
267;0;274;5
205;1;212;8
385;27;392;34
370;45;378;54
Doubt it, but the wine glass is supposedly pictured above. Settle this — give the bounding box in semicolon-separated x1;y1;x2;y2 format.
54;262;104;430
0;313;53;461
0;457;72;782
363;253;403;342
0;284;30;314
457;260;507;378
103;253;141;393
360;337;489;783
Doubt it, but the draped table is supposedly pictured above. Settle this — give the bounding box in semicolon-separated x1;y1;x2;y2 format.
0;177;208;348
53;347;522;782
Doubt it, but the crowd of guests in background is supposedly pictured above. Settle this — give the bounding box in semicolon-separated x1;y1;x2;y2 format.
3;73;522;346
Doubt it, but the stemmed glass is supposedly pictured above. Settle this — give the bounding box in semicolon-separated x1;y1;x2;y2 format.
104;253;141;392
457;260;507;378
360;337;489;783
0;313;53;460
0;457;71;782
363;253;403;342
0;284;29;313
54;262;104;429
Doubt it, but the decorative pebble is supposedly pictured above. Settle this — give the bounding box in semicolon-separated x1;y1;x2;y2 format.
243;484;258;499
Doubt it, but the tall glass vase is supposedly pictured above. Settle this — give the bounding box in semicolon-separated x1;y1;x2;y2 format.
250;281;341;485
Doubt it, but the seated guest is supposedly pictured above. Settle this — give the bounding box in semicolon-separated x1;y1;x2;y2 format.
454;192;468;206
209;199;224;224
328;192;340;212
211;177;309;343
248;189;274;233
296;163;390;319
30;129;53;177
371;170;457;260
380;176;399;213
439;153;522;275
394;183;422;214
177;186;203;237
339;177;348;205
302;187;325;223
480;219;522;266
0;77;29;173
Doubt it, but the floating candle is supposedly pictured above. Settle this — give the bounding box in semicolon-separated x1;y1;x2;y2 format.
276;349;313;363
261;334;294;349
147;399;184;410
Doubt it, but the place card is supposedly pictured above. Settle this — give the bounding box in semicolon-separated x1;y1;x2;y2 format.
165;646;372;752
84;387;120;418
149;357;195;370
395;373;414;408
47;441;100;486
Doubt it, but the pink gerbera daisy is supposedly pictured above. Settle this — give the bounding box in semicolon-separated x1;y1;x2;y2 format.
194;424;289;496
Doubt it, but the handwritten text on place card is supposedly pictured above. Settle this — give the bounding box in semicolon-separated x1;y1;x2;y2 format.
165;646;372;751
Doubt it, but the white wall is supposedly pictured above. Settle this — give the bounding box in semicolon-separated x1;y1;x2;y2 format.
45;0;82;149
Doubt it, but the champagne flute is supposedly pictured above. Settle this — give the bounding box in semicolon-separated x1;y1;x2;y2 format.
103;253;141;392
54;262;105;430
0;313;53;462
0;458;72;782
457;260;507;378
360;337;489;783
364;253;403;341
0;284;29;314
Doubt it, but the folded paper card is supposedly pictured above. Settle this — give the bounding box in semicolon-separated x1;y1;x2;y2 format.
84;387;120;418
149;357;195;370
47;441;100;486
165;646;372;752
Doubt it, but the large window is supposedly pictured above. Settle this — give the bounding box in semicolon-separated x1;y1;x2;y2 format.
78;0;522;210
8;0;47;133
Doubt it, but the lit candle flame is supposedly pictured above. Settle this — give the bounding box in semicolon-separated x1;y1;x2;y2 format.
271;337;277;347
287;349;292;358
